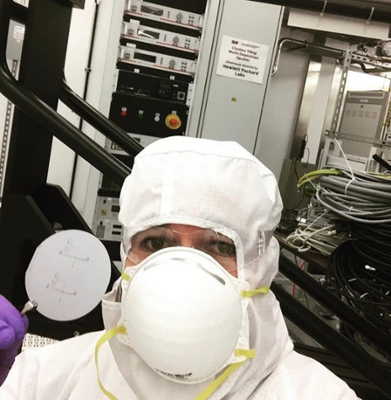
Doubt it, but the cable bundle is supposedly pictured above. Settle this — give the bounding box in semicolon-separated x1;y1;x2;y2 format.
284;206;349;256
316;168;391;224
291;165;391;253
289;156;391;258
350;222;391;270
328;241;391;340
300;162;391;345
298;166;391;224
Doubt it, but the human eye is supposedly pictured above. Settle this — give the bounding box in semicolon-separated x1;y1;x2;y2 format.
140;235;172;252
134;227;178;255
209;239;236;258
200;232;236;259
128;228;178;264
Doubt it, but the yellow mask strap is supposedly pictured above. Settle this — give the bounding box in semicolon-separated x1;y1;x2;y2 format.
121;273;268;297
96;327;255;400
121;269;131;282
193;349;256;400
241;285;270;298
95;326;127;400
96;300;258;400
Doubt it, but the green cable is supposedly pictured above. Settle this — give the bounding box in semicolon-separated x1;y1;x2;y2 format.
297;169;341;189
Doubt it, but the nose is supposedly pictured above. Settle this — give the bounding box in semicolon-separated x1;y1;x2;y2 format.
178;236;196;248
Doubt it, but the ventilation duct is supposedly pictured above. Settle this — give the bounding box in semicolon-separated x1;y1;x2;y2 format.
248;0;391;24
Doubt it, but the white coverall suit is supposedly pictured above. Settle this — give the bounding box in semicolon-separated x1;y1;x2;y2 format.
0;137;359;400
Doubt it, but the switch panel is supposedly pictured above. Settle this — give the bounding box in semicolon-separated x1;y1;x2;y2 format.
110;92;188;137
122;20;200;52
125;0;203;29
92;197;122;242
117;70;189;103
118;44;196;75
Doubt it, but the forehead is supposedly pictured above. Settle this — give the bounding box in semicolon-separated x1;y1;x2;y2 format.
154;224;206;234
132;224;232;239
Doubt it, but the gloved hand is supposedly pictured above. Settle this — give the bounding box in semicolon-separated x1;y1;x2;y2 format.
0;295;28;385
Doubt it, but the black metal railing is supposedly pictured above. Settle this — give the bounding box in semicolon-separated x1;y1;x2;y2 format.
275;254;391;399
60;79;143;158
279;254;391;356
0;0;131;187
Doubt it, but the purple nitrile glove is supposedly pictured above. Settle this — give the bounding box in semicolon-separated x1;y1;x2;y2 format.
0;295;28;385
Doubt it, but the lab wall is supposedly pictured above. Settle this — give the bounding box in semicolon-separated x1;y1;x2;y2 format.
47;0;123;223
189;0;284;154
0;1;97;199
69;0;125;225
254;28;312;179
46;0;96;196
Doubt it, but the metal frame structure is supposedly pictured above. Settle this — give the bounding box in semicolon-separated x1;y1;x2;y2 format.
248;0;391;24
271;38;345;76
273;274;391;399
329;50;351;135
0;59;16;199
326;130;391;148
0;0;141;339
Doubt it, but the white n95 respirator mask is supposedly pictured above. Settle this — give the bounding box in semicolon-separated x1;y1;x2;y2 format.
96;247;270;399
118;247;251;383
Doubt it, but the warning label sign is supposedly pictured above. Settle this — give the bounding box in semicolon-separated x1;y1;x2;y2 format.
216;36;269;84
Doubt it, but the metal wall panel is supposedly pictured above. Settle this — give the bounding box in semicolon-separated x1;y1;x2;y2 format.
255;28;312;179
191;0;283;153
339;90;390;157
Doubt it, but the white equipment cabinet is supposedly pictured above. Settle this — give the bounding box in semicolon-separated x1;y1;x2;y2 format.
70;0;283;258
188;0;283;153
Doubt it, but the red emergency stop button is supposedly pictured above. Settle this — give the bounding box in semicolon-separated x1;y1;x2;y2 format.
165;114;181;130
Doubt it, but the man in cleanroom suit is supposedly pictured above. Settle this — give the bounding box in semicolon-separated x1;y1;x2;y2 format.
0;137;359;399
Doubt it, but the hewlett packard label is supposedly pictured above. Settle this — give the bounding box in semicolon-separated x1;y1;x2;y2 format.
216;36;269;84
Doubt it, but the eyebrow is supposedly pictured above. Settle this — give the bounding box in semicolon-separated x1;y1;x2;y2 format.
135;227;170;237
